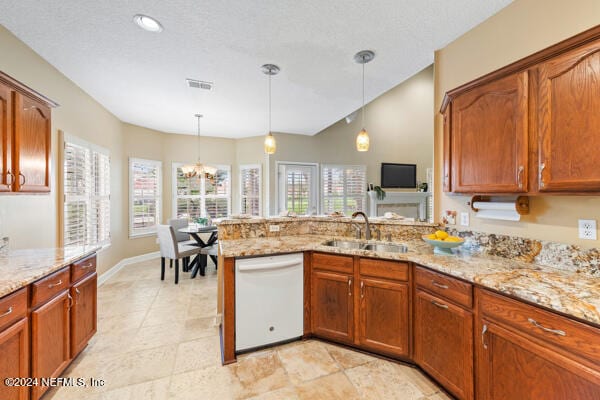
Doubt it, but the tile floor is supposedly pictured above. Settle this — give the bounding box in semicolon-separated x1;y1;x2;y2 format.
46;258;452;400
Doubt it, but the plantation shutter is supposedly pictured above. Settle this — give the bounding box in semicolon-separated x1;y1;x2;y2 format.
240;165;261;216
172;164;231;220
130;159;161;236
205;167;230;218
321;165;366;215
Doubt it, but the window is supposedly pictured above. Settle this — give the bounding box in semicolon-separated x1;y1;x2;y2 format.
321;165;367;215
173;164;231;220
129;158;162;237
277;163;318;215
239;164;261;216
63;136;110;247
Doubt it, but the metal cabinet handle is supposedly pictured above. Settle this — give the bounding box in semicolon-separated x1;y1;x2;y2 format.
539;162;546;188
48;279;63;289
431;281;448;289
0;306;13;318
5;171;14;188
67;293;73;308
81;263;94;269
18;172;25;186
431;300;448;309
348;278;352;296
360;281;364;298
517;165;524;188
528;318;566;336
482;324;488;349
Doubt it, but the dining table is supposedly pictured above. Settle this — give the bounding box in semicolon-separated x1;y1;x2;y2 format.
178;224;218;278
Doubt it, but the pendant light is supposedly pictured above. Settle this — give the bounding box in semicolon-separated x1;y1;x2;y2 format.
354;50;375;152
262;64;280;154
181;114;217;178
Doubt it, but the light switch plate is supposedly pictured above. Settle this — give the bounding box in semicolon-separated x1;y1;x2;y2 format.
460;212;470;227
578;219;597;240
269;225;280;232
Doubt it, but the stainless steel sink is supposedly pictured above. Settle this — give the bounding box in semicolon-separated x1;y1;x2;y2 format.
363;243;408;253
322;240;408;253
322;240;365;249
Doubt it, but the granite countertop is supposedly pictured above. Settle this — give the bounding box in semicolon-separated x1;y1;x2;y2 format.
218;215;437;227
0;246;99;298
220;235;600;327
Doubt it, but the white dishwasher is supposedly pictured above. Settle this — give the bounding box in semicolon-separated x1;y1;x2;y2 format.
235;253;304;352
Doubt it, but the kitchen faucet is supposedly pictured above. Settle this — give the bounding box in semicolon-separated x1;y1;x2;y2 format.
351;211;371;240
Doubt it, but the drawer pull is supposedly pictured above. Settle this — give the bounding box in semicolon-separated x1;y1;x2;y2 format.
81;263;94;269
360;281;364;298
48;279;63;289
0;307;13;318
431;300;448;309
482;324;488;349
431;280;449;289
528;318;566;337
348;278;352;297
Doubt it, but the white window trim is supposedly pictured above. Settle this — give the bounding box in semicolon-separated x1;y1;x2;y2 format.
129;158;162;238
239;164;262;216
320;164;367;215
275;161;319;215
172;163;232;219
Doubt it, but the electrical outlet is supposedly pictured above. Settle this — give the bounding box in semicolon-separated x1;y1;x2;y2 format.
269;225;280;232
578;219;597;240
460;212;470;227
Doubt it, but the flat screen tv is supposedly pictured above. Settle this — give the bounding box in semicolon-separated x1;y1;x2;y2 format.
381;163;416;188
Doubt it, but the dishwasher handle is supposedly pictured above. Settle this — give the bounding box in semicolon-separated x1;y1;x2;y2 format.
237;259;302;272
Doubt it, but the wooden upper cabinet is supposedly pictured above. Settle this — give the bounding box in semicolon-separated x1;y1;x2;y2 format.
0;84;12;192
537;40;600;192
442;104;451;192
451;71;529;193
14;93;51;192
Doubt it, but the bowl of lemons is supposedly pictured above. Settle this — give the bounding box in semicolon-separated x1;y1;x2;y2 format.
422;230;464;255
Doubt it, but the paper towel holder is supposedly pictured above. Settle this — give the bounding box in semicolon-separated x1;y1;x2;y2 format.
469;195;530;215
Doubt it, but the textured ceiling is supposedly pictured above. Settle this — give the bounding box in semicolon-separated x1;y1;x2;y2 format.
0;0;512;138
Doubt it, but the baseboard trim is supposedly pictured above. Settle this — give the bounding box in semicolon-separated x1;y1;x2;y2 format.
98;251;160;286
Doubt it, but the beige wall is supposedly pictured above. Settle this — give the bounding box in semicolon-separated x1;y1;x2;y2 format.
434;0;600;247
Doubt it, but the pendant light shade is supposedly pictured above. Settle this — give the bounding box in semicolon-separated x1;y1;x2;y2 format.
354;50;375;152
262;64;280;155
182;114;217;178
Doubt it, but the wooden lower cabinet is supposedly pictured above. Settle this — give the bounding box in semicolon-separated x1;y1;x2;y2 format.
70;273;97;357
0;318;28;400
359;277;409;358
311;269;354;343
31;290;71;400
477;319;600;399
414;289;473;400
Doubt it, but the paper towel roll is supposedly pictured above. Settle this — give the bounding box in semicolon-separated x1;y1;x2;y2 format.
472;201;516;211
475;209;521;221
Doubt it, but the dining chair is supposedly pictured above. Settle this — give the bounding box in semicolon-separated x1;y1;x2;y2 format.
167;217;196;271
156;224;202;284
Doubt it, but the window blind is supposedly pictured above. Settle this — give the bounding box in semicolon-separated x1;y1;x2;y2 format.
130;158;161;236
286;167;312;215
240;165;261;216
173;164;231;220
322;165;367;215
63;139;110;247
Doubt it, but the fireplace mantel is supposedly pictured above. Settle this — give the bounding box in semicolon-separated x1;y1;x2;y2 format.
368;191;431;220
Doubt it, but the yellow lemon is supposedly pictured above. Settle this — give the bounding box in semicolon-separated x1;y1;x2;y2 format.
446;236;463;242
426;233;437;240
434;230;448;240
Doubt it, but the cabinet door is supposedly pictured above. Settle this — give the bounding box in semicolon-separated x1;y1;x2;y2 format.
477;319;600;400
358;278;409;358
13;93;51;193
311;270;354;343
71;273;97;357
451;71;528;193
442;104;451;192
537;40;600;192
414;289;473;400
31;291;71;400
0;84;12;192
0;318;28;400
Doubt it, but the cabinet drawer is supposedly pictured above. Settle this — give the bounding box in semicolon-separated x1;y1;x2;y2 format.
31;267;70;308
359;258;408;281
479;289;600;367
416;266;472;308
71;254;96;283
312;252;353;274
0;288;27;331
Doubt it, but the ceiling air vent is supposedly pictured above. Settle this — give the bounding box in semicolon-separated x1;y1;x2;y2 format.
186;78;213;90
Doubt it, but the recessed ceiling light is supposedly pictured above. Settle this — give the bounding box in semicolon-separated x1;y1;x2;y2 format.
133;14;163;33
